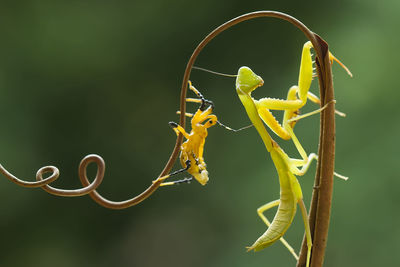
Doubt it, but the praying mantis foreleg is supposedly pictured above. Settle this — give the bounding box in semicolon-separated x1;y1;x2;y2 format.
254;41;352;166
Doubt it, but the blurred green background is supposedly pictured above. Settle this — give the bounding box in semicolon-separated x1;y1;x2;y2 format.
0;1;398;266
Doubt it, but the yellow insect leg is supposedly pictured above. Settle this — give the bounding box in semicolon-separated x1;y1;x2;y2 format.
256;199;299;260
152;159;192;185
185;80;207;104
176;111;194;118
158;177;193;187
169;122;190;139
191;107;214;125
188;80;202;97
186;98;202;104
152;165;190;185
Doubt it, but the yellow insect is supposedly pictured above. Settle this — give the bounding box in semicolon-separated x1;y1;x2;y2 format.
155;81;239;186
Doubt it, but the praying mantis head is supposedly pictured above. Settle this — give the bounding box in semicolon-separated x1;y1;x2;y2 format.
236;66;264;95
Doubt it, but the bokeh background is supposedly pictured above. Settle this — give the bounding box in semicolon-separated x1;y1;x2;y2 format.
0;1;398;266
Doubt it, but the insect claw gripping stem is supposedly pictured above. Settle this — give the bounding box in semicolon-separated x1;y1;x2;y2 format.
169;121;179;128
199;96;214;111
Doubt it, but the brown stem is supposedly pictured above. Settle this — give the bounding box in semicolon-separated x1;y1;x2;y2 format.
296;35;336;267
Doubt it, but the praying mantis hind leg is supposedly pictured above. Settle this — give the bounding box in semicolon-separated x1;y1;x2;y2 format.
298;199;312;267
289;153;318;176
256;199;299;260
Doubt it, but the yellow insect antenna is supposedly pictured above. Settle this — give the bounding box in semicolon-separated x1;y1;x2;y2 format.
193;66;237;78
216;120;253;132
329;53;353;78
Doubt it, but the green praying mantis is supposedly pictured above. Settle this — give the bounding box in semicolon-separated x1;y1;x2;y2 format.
236;66;314;265
155;40;350;267
234;42;352;267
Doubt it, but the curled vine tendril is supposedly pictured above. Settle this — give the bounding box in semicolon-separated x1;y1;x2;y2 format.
1;153;170;209
1;154;105;197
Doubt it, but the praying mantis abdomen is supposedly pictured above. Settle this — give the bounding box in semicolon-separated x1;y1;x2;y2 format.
247;178;297;252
